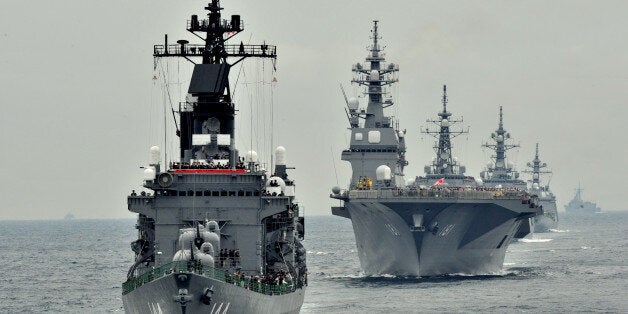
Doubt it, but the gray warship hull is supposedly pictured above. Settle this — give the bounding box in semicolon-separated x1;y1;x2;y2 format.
333;192;538;276
533;200;558;232
123;273;304;314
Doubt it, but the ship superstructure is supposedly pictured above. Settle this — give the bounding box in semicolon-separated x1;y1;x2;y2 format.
480;107;526;190
122;2;306;313
414;85;475;187
565;184;601;213
331;23;541;277
480;107;532;239
524;143;558;232
340;20;406;189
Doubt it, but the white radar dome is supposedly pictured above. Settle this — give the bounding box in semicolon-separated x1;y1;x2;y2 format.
275;146;286;166
331;186;341;195
376;165;392;181
150;146;160;165
406;178;416;186
348;97;359;110
497;135;504;141
398;131;405;138
245;150;259;163
143;167;156;181
532;183;540;190
507;161;514;169
441;119;449;127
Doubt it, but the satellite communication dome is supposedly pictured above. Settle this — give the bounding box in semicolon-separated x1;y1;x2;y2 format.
497;135;504;141
275;146;286;166
143;167;156;180
331;186;341;195
150;146;160;165
376;165;392;181
532;183;540;189
348;97;359;110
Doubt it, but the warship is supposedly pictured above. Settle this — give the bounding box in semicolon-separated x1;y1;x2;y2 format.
122;2;306;313
523;143;558;232
330;22;541;276
480;107;532;239
564;184;601;213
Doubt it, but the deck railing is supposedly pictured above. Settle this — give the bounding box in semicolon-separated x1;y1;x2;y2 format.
122;261;296;296
342;187;531;201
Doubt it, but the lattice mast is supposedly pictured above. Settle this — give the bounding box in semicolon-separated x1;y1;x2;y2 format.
421;85;469;175
350;21;399;128
523;143;552;186
482;106;520;179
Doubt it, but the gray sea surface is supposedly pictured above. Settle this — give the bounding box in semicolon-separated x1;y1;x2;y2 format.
0;212;626;313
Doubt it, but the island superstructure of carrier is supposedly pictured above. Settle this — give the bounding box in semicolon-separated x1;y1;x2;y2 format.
122;2;306;313
330;22;541;276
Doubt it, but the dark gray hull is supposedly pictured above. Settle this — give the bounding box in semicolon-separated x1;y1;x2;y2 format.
122;273;304;314
335;198;535;276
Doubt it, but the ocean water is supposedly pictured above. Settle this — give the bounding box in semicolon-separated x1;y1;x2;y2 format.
0;213;626;313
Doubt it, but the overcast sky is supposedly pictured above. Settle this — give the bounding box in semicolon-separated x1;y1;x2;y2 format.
1;0;627;220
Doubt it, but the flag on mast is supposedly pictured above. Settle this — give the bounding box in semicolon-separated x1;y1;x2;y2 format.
433;178;445;186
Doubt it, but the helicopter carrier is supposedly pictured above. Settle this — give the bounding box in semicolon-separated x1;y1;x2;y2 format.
524;143;558;232
480;107;533;239
122;2;306;313
330;22;541;276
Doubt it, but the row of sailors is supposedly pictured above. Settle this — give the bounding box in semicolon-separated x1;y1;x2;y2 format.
170;161;247;170
219;248;240;268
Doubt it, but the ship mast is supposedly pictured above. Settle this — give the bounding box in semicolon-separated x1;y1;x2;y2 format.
524;143;551;188
421;85;469;176
152;0;276;166
481;106;520;181
350;21;399;128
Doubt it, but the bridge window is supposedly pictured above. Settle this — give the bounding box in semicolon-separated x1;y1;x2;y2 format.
179;191;186;196
220;191;227;196
212;191;219;197
245;191;252;196
204;191;211;196
238;190;244;196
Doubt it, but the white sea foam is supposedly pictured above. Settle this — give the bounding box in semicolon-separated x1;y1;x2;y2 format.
520;238;553;243
549;228;569;233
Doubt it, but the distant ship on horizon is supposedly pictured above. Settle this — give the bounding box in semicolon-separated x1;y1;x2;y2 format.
565;184;601;214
